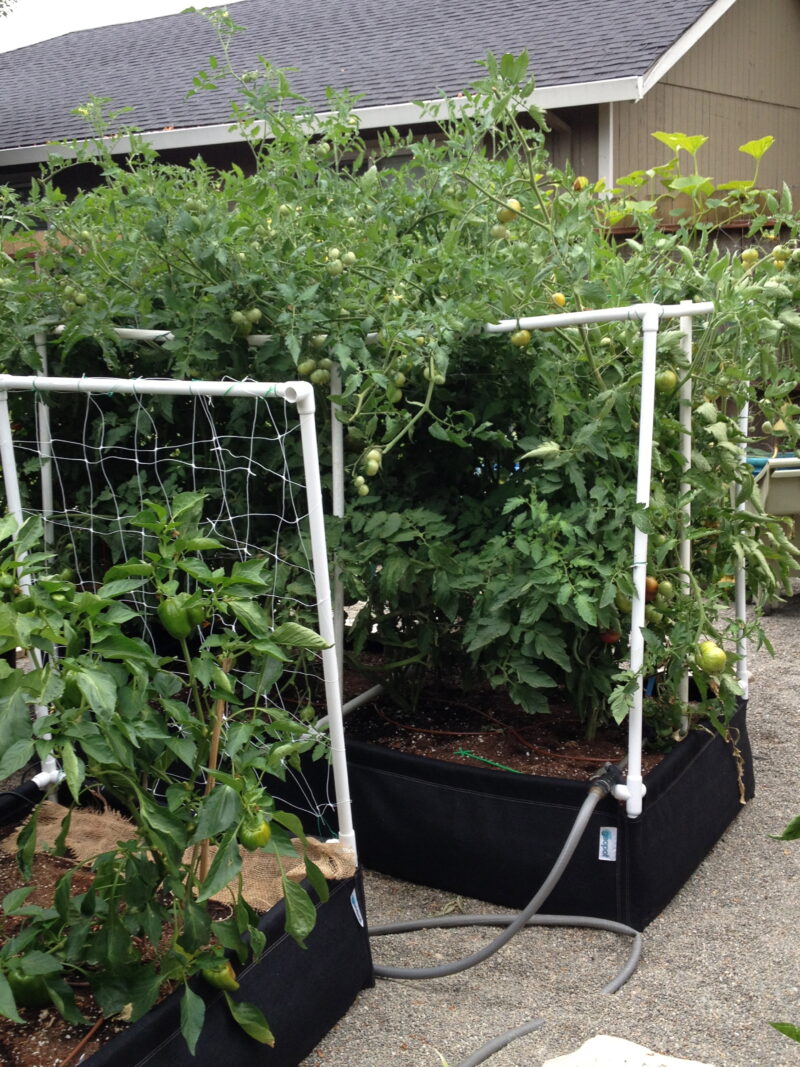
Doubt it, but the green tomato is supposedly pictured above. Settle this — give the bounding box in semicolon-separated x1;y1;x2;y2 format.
326;259;344;276
697;641;726;675
655;369;678;394
614;589;632;614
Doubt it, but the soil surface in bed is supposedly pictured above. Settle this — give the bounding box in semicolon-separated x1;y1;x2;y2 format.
343;674;667;782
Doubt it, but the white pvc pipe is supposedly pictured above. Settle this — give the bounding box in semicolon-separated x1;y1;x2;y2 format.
736;398;750;698
33;332;54;548
760;456;800;470
0;390;52;786
317;683;386;730
612;305;662;817
0;390;26;531
484;302;714;334
53;325;174;342
295;398;357;860
678;304;694;716
330;365;346;697
0;375;310;404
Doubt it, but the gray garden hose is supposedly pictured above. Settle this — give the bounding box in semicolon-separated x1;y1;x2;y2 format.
368;766;642;1065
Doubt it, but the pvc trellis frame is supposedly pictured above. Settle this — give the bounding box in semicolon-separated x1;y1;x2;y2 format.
0;370;358;861
328;299;745;819
32;301;749;818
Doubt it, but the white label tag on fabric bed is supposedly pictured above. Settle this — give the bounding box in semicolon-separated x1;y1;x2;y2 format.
598;827;618;861
350;888;365;926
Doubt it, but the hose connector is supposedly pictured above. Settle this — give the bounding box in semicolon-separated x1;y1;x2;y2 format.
589;761;626;797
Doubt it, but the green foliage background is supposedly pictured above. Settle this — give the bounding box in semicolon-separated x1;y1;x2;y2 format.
1;29;799;736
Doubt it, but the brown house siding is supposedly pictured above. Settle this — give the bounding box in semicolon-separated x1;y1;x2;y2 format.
615;0;800;195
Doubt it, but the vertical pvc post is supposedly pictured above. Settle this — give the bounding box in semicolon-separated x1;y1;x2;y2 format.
621;305;661;818
678;304;694;717
295;388;357;861
0;390;25;533
0;389;59;787
736;397;750;697
330;366;346;697
33;332;54;547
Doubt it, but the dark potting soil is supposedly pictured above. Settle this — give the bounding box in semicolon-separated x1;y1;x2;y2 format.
0;850;132;1067
343;675;666;781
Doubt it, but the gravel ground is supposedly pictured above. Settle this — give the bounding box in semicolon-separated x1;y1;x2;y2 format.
302;590;800;1067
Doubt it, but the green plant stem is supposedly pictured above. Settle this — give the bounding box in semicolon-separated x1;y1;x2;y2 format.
180;637;206;725
454;170;551;234
199;656;233;883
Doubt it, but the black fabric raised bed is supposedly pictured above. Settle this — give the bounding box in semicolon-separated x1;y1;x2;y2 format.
0;788;373;1067
83;873;373;1067
294;702;753;932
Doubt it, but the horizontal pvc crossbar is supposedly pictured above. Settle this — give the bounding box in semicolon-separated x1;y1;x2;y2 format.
51;302;715;351
0;375;315;414
483;302;715;333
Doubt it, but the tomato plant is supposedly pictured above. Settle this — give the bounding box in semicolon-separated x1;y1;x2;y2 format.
0;36;797;751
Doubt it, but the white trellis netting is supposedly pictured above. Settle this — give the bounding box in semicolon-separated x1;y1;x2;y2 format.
0;371;357;859
8;299;747;821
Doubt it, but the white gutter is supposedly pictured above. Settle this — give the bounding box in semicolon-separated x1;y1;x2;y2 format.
0;76;645;168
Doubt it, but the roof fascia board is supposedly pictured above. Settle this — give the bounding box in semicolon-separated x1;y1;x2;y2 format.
640;0;739;96
0;76;645;167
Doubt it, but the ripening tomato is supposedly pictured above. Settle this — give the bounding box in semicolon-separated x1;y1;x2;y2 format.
697;641;726;674
496;198;521;223
599;629;621;644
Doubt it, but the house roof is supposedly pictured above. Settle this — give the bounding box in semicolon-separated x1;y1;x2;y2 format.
0;0;735;165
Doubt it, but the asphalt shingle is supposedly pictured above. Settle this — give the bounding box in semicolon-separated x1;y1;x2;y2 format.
0;0;719;152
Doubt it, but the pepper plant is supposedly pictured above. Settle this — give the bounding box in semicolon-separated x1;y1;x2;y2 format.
1;24;799;738
0;493;331;1050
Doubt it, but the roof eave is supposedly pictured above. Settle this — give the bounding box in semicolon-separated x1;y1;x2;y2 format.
0;75;647;167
